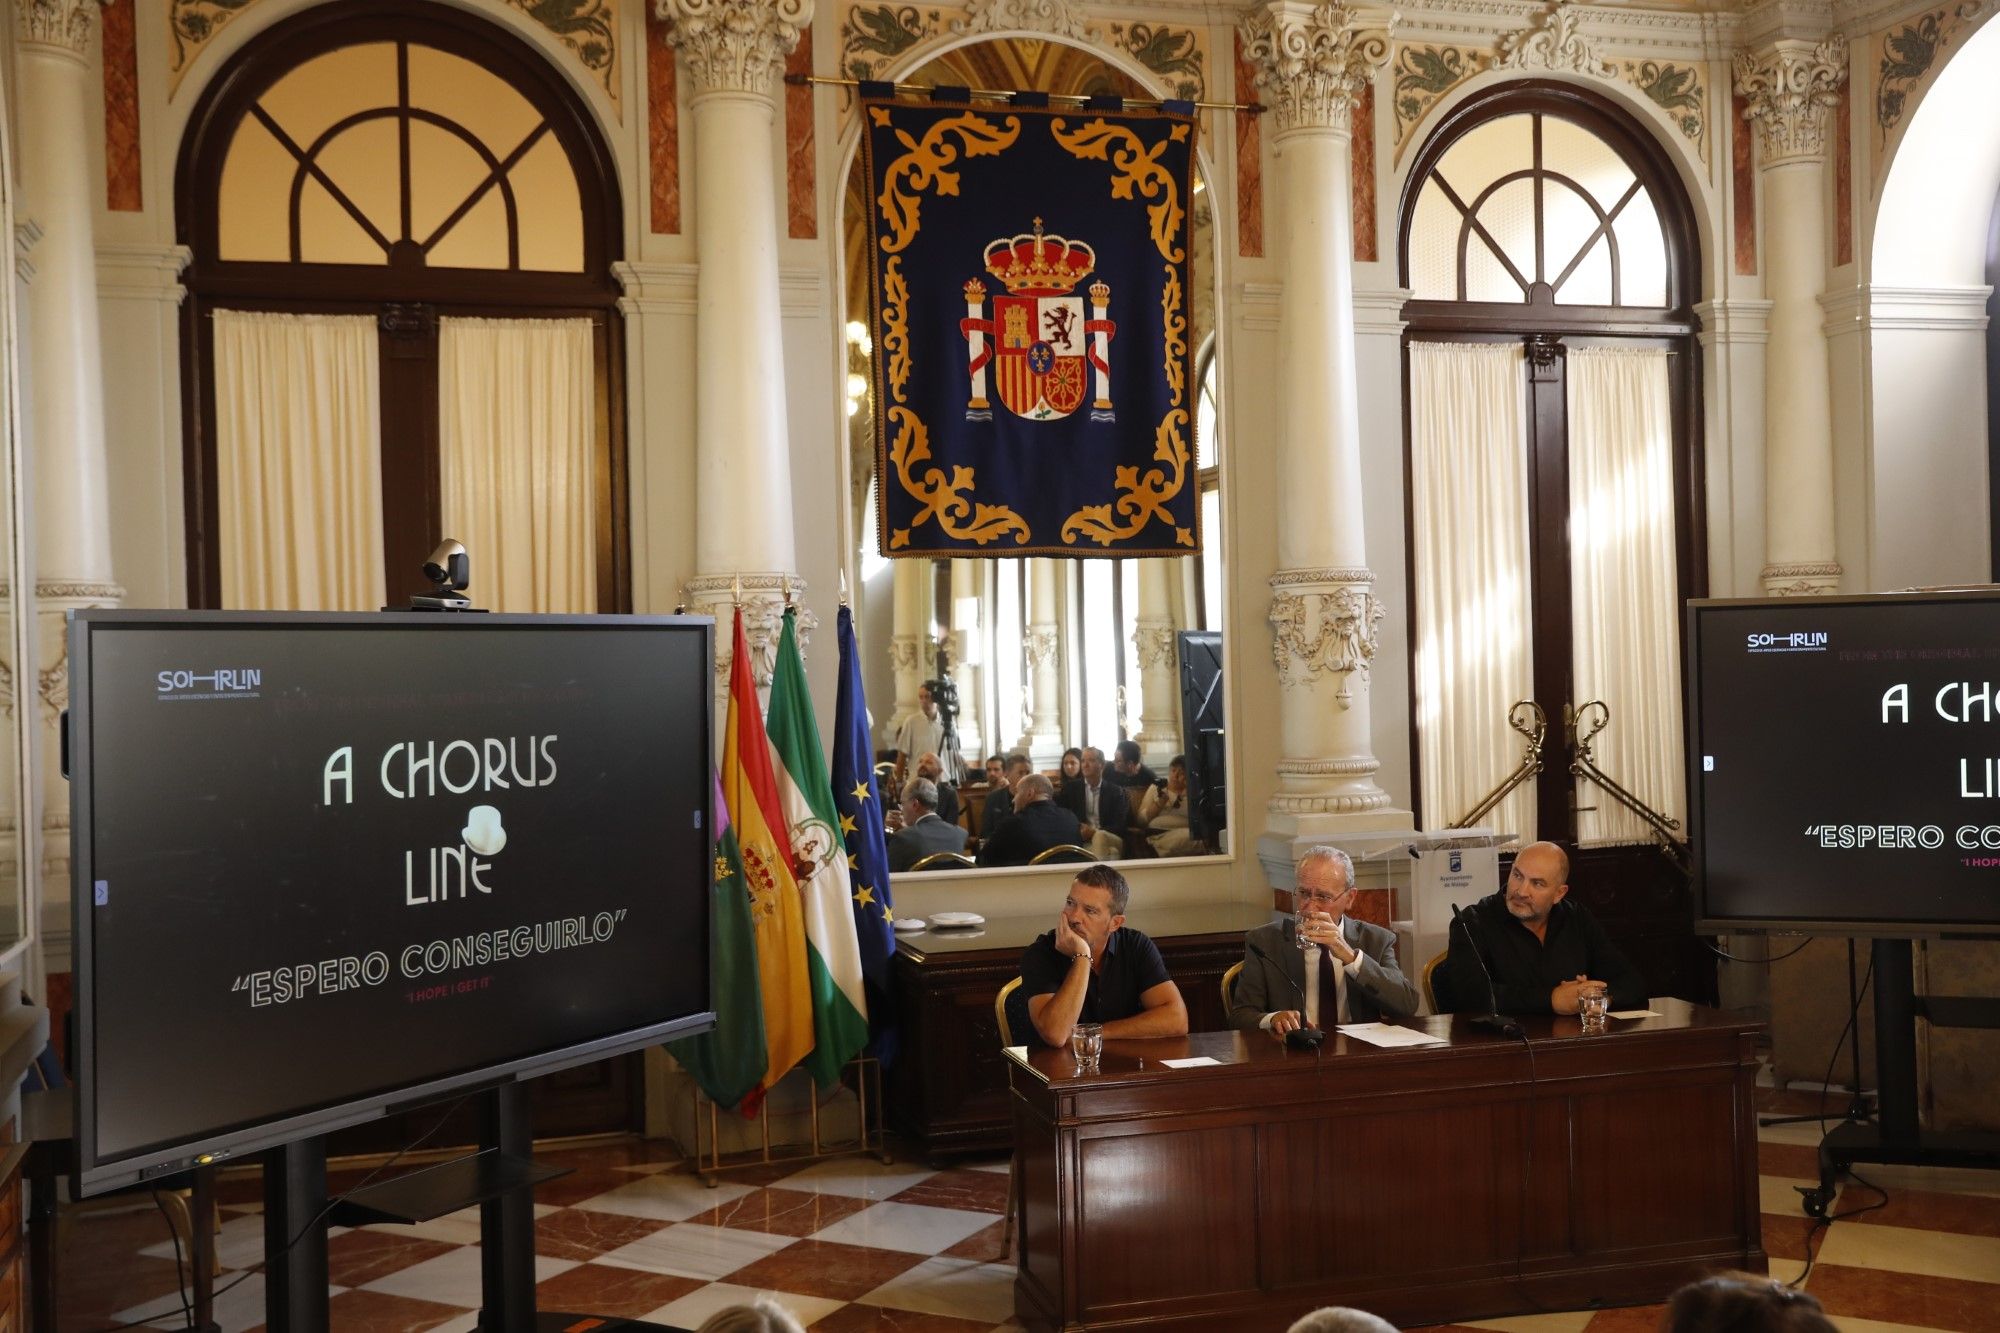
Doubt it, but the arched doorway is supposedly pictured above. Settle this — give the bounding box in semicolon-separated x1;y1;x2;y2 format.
177;0;627;614
1398;80;1708;997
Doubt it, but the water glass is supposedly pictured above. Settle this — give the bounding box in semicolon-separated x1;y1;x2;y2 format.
1579;988;1610;1034
1070;1022;1104;1072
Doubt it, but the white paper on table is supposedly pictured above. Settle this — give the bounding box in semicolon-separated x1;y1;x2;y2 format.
1006;1045;1029;1059
1160;1056;1223;1067
1607;1009;1661;1020
1335;1022;1449;1048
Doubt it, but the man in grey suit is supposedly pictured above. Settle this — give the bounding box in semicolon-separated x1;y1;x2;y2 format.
886;777;968;871
1227;846;1418;1036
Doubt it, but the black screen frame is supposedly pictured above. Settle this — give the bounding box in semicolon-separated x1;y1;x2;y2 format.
1686;589;2000;940
68;609;718;1195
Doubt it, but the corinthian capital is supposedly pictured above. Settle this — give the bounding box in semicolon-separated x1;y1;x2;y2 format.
1239;0;1393;137
655;0;813;98
1734;34;1847;165
16;0;104;53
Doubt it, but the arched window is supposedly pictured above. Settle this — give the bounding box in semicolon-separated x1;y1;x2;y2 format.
1398;83;1702;860
178;1;625;612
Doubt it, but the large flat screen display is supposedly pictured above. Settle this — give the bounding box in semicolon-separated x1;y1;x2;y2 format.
1687;590;2000;936
69;611;714;1194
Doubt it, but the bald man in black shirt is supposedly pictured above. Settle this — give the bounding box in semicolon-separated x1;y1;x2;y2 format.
1445;841;1646;1016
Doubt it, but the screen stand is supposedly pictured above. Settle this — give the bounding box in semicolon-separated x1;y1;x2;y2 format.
263;1134;331;1333
479;1082;536;1333
1814;938;2000;1211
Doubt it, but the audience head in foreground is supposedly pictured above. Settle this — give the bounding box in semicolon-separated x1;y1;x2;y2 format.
1286;1308;1398;1333
695;1296;808;1333
1018;862;1188;1046
1660;1273;1837;1333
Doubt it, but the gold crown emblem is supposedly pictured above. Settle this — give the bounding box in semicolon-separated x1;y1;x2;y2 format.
984;218;1096;296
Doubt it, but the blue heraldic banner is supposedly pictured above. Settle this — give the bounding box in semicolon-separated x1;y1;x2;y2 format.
861;89;1200;558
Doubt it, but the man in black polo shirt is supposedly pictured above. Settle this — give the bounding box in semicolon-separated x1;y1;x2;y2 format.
1020;864;1188;1048
1445;840;1647;1016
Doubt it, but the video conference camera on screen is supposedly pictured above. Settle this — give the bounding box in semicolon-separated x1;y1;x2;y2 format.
66;609;716;1196
1686;588;2000;939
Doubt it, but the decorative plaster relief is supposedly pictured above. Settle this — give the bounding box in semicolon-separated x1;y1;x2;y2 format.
656;0;812;98
170;0;261;80
681;572;814;685
1496;0;1615;80
840;3;942;82
1106;20;1207;101
1734;34;1846;165
1239;1;1393;138
1268;577;1384;705
1625;59;1706;157
1871;0;1995;189
21;0;105;51
955;0;1086;40
1392;44;1488;160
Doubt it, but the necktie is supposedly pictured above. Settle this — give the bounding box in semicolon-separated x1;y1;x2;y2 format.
1318;939;1345;1026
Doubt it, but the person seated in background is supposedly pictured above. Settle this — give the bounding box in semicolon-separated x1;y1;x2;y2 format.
977;773;1082;867
914;751;959;826
1659;1273;1836;1332
1287;1309;1397;1333
1107;739;1160;794
1055;746;1128;861
982;752;1033;837
1228;845;1418;1037
982;753;1007;789
886;777;968;871
1021;864;1187;1047
1444;840;1647;1016
1056;746;1084;791
1137;754;1194;856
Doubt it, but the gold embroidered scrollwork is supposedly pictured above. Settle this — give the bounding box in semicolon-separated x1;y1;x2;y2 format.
886;407;1032;549
1048;119;1188;264
1053;115;1196;549
872;109;1022;256
872;106;1029;547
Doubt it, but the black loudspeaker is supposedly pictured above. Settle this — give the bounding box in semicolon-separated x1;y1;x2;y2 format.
1177;630;1226;844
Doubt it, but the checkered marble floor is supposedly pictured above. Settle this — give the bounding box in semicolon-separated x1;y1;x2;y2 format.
55;1085;2000;1332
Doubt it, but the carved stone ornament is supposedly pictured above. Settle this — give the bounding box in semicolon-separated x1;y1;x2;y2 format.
1239;1;1394;137
1734;34;1848;165
955;0;1087;41
1496;0;1614;80
1133;624;1178;671
680;572;812;687
655;0;813;98
17;0;105;52
1023;626;1060;670
1268;582;1384;704
1760;561;1842;595
888;637;922;673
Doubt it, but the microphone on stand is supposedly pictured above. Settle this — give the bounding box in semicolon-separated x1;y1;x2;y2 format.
1247;937;1325;1050
1449;903;1526;1040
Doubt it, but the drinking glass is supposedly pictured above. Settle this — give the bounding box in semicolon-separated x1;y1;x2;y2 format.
1579;988;1610;1034
1071;1022;1104;1072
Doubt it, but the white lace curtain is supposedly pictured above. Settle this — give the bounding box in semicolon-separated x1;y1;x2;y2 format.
1408;341;1535;838
1566;346;1685;846
213;309;385;610
438;316;597;613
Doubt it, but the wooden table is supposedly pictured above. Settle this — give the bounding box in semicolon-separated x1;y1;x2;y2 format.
1006;1000;1765;1331
887;903;1268;1158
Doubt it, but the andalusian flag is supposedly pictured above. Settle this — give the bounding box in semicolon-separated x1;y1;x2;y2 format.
766;608;870;1088
664;771;767;1111
722;608;813;1101
832;604;899;1065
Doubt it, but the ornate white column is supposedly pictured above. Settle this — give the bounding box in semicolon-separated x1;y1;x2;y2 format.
1736;34;1845;596
945;561;983;763
1018;559;1064;767
659;0;813;677
19;0;121;972
1131;560;1181;764
1240;1;1401;835
885;559;930;745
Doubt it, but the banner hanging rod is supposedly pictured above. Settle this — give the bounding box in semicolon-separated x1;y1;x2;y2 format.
785;71;1263;115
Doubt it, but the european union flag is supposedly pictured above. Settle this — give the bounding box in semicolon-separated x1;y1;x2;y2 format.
831;604;899;1066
